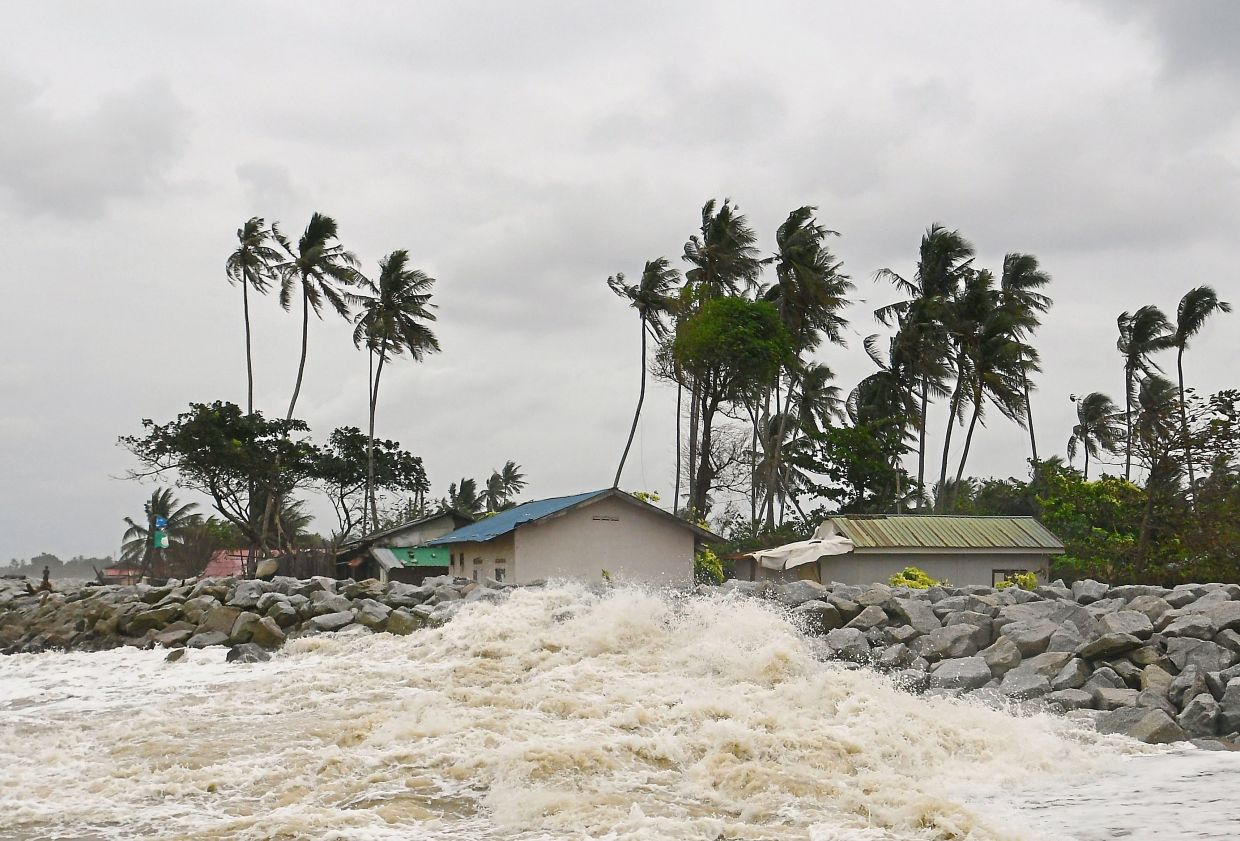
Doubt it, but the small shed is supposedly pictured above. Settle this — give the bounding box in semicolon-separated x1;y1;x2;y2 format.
733;515;1064;587
424;488;719;586
336;511;474;584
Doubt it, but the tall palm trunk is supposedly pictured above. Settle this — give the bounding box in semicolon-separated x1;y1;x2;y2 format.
691;392;717;516
673;379;682;516
954;387;982;486
367;337;390;529
1083;445;1090;481
1020;365;1038;462
749;403;759;526
613;316;648;488
917;378;929;500
937;360;965;512
1123;369;1133;481
765;375;788;527
687;379;700;515
243;280;255;415
1177;349;1197;512
287;282;311;421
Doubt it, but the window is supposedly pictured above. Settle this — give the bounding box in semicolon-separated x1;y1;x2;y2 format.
592;515;619;522
473;569;480;582
494;567;506;583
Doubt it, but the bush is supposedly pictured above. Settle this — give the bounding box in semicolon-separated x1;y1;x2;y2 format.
694;548;725;585
888;566;941;589
996;570;1039;590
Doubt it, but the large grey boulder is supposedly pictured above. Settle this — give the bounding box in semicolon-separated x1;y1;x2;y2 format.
877;643;913;669
1219;678;1240;734
891;599;942;634
1051;658;1091;691
1166;638;1236;674
929;656;993;691
1072;579;1109;604
1178;693;1219;738
229;611;264;644
1110;584;1169;601
353;598;392;630
186;630;229;648
912;625;979;662
1096;707;1187;744
1216;629;1240;654
1164;614;1218;639
1001;621;1058;656
1093;687;1139;710
980;637;1022;676
1019;650;1074;677
825;593;861;621
226;642;271;663
1126;595;1173;625
1046;624;1085;653
1083;666;1127;695
845;605;889;631
944;611;993;648
310;591;352;616
385;582;433;609
884;624;920;644
1047;688;1094;710
1097;610;1154;640
248;616;286;649
310;611;355;632
824;628;871;662
126;605;182;636
793;601;843;634
775;580;827;607
198;604;242;636
1139;664;1174;693
1169;665;1210;708
1076;633;1143;661
181;595;218;625
999;669;1052;699
1165;586;1202;608
1202;602;1240;633
856;586;895;610
266;601;299;628
226;580;270;609
386;608;421;635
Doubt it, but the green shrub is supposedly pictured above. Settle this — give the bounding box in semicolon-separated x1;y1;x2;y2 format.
888;566;941;589
996;570;1039;590
694;548;725;585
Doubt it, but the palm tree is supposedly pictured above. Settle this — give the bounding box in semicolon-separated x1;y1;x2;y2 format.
1132;374;1182;572
1117;306;1173;480
850;335;920;511
352;250;440;528
273;212;362;421
482;461;527;512
876;224;975;495
119;488;201;578
225;217;281;414
607;258;679;488
1172;286;1231;507
1067;392;1123;479
999;253;1052;461
443;478;483;517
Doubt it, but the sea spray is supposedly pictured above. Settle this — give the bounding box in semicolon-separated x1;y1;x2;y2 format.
1;583;1136;840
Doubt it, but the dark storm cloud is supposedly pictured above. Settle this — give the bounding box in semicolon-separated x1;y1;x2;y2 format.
0;72;187;218
1098;1;1240;77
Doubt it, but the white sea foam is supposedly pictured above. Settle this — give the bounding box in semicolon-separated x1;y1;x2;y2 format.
0;584;1234;840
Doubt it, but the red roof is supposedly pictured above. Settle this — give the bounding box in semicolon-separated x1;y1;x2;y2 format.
203;550;249;577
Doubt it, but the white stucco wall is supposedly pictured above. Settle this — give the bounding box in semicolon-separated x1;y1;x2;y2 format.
375;516;461;549
512;496;694;587
446;535;515;583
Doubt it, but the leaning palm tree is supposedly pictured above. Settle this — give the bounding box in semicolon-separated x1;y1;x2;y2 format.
1117;306;1173;480
443;478;484;518
1171;286;1231;507
119;488;201;578
607;258;679;487
1066;392;1123;480
482;461;527;512
876;224;975;493
352;250;440;527
225;217;281;414
273;212;362;421
998;253;1052;461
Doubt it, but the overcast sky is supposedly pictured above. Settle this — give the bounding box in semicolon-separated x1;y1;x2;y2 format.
2;1;1238;561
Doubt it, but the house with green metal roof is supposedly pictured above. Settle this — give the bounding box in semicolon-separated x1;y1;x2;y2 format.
336;511;474;584
734;514;1064;587
425;488;719;586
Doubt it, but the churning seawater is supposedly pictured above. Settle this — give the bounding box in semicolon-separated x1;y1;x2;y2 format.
1;584;1237;840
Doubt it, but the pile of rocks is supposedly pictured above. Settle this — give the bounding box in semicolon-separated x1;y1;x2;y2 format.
0;575;501;661
717;577;1240;746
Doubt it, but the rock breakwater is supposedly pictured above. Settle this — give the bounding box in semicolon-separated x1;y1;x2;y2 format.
718;576;1240;745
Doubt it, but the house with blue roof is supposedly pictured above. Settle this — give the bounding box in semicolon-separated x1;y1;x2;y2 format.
425;488;719;586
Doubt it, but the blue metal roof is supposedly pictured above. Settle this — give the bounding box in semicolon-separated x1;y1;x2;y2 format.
423;489;609;545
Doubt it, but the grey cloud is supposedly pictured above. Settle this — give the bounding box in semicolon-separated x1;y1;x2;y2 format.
0;73;188;218
1097;1;1240;77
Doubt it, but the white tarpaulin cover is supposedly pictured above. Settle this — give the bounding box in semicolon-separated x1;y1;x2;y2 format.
749;520;854;570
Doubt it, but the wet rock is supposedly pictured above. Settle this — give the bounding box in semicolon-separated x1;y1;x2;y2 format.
1047;688;1094;710
825;593;861;620
877;643;912;669
912;625;979;662
775;580;827;607
309;611;355;632
1096;707;1186;744
884;624;919;644
856;586;895;610
226;643;271;663
227;580;269;609
228;611;263;644
385;582;433;609
352;598;392;630
199;605;242;636
824;628;871;662
249;616;286;649
1093;687;1139;710
385;608;421;636
1051;658;1091;691
153;628;193;648
165;648;186;663
1220;678;1240;734
180;595;218;625
186;630;229;648
341;579;386;600
845;605;888;631
999;669;1052;699
1107;658;1143;687
793;601;843;634
126;605;182;636
266;601;299;628
309;592;352;616
1097;610;1154;640
1076;632;1142;661
1083;665;1127;695
1178;693;1219;738
929;656;993;691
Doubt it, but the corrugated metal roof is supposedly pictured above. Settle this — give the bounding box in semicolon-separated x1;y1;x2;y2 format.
382;546;450;568
424;490;610;546
827;515;1064;551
